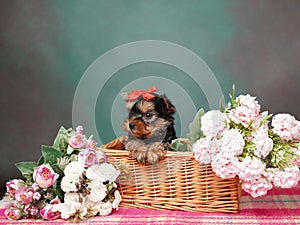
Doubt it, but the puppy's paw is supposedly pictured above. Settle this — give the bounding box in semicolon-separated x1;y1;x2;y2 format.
129;148;148;164
147;143;166;164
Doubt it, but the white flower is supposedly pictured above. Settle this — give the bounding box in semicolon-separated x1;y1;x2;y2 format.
60;176;78;192
87;179;107;202
58;203;87;220
86;163;120;183
63;161;85;178
200;110;228;138
221;129;245;156
67;145;75;154
112;190;122;210
97;202;113;216
64;193;83;207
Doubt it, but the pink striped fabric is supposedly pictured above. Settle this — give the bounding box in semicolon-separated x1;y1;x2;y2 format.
1;185;300;225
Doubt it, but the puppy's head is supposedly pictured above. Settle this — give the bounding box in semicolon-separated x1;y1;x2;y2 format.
124;94;176;142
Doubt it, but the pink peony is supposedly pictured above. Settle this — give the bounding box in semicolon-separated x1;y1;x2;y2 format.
6;179;25;197
221;129;245;156
15;187;35;204
33;164;59;189
40;198;62;220
78;149;98;167
271;113;299;141
200;110;228;138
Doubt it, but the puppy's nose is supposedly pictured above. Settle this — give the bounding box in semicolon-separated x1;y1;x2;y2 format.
129;123;135;130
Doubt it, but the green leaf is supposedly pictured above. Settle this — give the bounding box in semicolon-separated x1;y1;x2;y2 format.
15;162;37;176
188;108;205;145
37;155;44;166
42;145;62;165
171;139;189;152
52;126;68;152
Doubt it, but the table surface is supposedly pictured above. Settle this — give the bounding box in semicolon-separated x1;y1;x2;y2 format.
1;186;300;225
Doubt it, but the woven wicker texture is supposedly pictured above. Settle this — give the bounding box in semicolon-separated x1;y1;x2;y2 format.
101;141;241;213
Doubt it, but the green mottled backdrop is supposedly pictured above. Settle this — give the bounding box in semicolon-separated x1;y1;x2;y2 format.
1;0;299;196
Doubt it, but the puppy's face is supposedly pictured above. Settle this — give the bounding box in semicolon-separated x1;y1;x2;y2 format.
124;95;176;141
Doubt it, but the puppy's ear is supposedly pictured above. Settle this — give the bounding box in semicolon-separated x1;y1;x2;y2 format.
162;95;176;114
121;92;135;110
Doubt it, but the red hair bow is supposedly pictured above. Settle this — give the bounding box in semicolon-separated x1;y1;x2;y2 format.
128;86;158;101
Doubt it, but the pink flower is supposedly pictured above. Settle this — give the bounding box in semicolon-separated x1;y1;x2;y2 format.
40;198;62;220
78;149;98;167
268;166;300;188
242;175;272;198
193;137;221;164
237;156;266;181
25;204;39;216
15;187;34;204
69;134;85;149
211;151;239;179
33;192;41;201
221;129;245;156
271;113;299;141
252;128;273;158
200;110;228;138
4;207;22;220
33;164;59;189
228;94;261;128
86;137;97;150
76;125;84;135
6;179;25;197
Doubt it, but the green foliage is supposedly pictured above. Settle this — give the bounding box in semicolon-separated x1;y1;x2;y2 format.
42;145;63;165
52;126;69;153
171;139;189;152
188;108;205;145
15;162;37;184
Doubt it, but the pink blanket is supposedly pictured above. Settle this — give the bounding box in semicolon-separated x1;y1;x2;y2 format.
1;185;300;225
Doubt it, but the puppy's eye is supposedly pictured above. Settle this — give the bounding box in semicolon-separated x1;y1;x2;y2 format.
144;112;152;118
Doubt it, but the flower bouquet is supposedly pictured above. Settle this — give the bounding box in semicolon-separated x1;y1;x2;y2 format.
191;86;300;197
3;126;121;221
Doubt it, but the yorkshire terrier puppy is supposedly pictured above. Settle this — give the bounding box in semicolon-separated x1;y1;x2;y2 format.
122;87;177;164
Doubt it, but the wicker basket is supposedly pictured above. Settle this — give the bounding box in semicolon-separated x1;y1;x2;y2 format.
101;139;241;213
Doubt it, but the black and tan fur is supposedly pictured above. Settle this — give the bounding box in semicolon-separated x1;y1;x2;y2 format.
123;94;177;164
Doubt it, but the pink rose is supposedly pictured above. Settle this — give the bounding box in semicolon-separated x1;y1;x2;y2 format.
15;187;34;204
6;179;25;197
78;149;97;167
40;198;61;220
4;207;22;220
33;164;59;189
69;134;85;149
